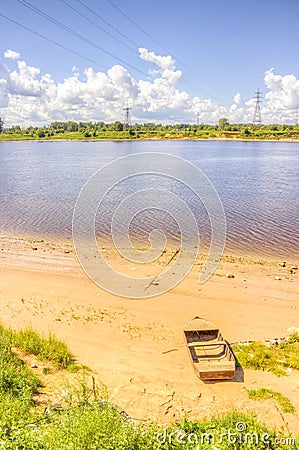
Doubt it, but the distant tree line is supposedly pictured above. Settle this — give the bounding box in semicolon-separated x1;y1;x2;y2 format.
0;117;299;141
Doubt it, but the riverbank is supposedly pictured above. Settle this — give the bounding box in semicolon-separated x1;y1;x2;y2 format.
1;135;299;143
0;234;298;433
2;119;299;142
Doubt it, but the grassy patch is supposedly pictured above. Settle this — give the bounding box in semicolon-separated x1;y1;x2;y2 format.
246;388;295;413
0;323;79;371
175;410;297;449
11;328;77;370
233;333;299;376
1;403;297;449
0;323;297;448
2;121;299;143
0;325;40;427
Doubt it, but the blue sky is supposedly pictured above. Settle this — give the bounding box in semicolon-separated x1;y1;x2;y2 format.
0;0;299;125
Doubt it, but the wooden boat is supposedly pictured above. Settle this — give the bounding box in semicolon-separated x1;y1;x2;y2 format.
183;317;235;380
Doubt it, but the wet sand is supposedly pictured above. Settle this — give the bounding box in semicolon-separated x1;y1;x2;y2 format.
0;234;298;433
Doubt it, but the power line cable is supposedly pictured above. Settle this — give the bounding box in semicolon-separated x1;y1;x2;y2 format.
75;0;140;50
69;0;213;101
70;0;219;99
1;6;222;112
43;0;219;101
76;0;218;100
105;0;170;55
0;12;107;69
0;10;212;110
104;0;222;98
15;0;148;76
59;0;136;54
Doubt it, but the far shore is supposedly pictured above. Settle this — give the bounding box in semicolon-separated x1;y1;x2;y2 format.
0;233;298;433
1;136;299;143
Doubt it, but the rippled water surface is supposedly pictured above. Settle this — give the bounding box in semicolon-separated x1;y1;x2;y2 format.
0;140;298;259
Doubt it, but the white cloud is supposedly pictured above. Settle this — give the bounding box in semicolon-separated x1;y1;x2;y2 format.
0;48;298;126
0;79;9;108
107;65;138;98
139;48;175;71
233;93;241;104
8;60;42;97
4;49;20;60
137;77;190;114
264;68;299;111
138;48;182;84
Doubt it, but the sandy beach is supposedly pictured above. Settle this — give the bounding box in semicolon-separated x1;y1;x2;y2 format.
0;234;298;433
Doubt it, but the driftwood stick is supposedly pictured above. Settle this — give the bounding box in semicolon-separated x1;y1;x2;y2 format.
165;248;180;267
144;249;179;290
162;348;179;354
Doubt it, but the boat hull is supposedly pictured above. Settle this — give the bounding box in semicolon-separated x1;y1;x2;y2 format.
184;318;236;381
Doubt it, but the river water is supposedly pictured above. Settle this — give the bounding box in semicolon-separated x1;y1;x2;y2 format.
0;140;298;260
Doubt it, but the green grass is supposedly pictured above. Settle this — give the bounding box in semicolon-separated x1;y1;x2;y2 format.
0;323;297;449
0;326;40;428
11;328;78;370
0;323;79;371
1;126;299;142
246;388;295;413
233;333;299;376
1;403;297;449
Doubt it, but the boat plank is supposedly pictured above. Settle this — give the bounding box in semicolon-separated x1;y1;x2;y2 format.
184;317;236;380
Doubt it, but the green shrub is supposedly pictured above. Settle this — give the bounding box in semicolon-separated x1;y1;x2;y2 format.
246;388;295;413
2;404;296;450
0;325;40;427
11;328;77;370
233;334;299;376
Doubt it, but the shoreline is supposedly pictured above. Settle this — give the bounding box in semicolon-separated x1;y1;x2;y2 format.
0;232;298;432
0;230;297;265
1;136;299;143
